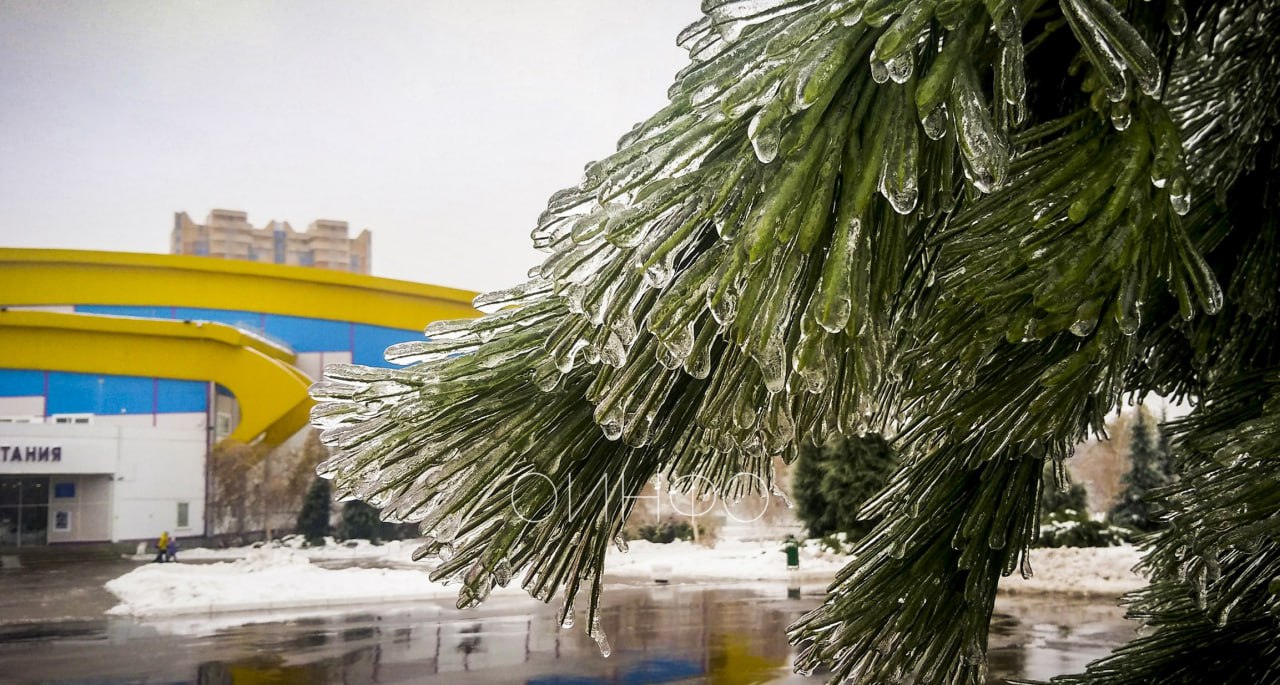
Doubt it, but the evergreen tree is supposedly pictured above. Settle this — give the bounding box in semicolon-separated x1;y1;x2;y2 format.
309;1;1280;682
794;433;897;539
296;476;332;546
1110;406;1174;531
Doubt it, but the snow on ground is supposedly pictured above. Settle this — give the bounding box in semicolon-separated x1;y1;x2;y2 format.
605;538;848;583
107;536;1146;619
128;535;422;565
107;537;838;618
1001;545;1145;596
107;547;522;618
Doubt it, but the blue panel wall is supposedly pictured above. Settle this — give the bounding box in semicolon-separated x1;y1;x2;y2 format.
37;373;208;415
45;372;153;415
352;324;419;367
0;369;44;397
263;314;351;353
64;306;422;372
71;305;420;361
156;379;209;413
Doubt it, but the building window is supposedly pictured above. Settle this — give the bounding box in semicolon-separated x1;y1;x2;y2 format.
215;412;233;438
51;414;92;425
176;502;190;529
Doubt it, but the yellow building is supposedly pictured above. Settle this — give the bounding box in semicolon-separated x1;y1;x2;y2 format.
0;248;474;545
171;209;373;273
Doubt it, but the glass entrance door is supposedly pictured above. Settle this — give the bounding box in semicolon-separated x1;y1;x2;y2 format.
0;476;49;546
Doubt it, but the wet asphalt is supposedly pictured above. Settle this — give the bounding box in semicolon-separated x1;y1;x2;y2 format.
0;556;1134;685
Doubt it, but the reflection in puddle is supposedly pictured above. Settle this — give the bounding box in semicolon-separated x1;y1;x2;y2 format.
0;586;1132;684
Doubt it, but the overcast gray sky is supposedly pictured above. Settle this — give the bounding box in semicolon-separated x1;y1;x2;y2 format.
0;0;695;292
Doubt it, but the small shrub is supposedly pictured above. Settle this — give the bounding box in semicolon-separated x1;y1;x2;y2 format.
813;532;854;555
1037;512;1132;548
338;500;381;542
636;519;699;543
338;500;419;543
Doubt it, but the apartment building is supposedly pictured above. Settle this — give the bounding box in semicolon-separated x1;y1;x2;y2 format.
171;209;372;274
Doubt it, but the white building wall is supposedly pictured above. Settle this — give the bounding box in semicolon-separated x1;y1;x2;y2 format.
46;474;113;543
154;412;207;430
0;396;44;418
90;413;206;430
0;422;206;542
295;350;351;381
112;427;206;540
91;415;158;428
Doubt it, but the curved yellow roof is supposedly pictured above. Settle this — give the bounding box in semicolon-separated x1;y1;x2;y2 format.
0;248;478;330
0;310;311;444
0;248;481;445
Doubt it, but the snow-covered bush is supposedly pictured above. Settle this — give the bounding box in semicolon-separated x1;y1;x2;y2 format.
1037;512;1132;548
635;519;697;544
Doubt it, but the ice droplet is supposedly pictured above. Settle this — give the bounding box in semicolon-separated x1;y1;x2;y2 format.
709;286;739;325
999;40;1026;107
1069;315;1097;337
880;95;920;215
921;104;948;140
950;63;1009;193
748;105;783;163
1166;0;1187;35
595;632;613;657
590;616;612;657
493;558;513;587
1150;154;1172;188
884;51;913;84
1110;100;1132;131
869;57;890;84
411;538;439;562
598;411;624;441
1169;176;1191;215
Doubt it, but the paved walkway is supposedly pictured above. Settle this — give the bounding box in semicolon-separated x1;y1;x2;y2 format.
0;552;140;625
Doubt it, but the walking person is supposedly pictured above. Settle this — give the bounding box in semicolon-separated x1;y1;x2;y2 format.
165;535;179;562
153;531;170;563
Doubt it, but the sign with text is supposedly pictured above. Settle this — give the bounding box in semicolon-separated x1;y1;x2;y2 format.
0;437;117;474
0;445;62;464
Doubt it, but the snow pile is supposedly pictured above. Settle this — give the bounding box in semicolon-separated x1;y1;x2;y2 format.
605;537;848;583
1001;545;1145;596
106;547;520;618
148;535;422;565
